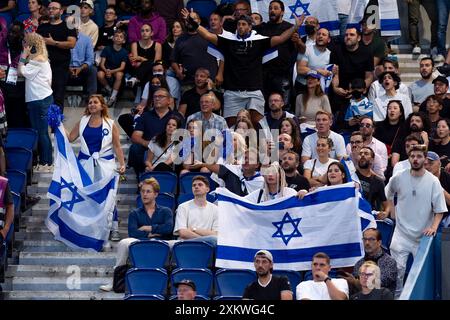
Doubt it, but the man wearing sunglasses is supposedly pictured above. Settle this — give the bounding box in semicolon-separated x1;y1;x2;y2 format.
296;252;348;300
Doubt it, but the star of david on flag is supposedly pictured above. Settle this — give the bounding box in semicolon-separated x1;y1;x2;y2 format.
46;124;118;252
272;212;302;245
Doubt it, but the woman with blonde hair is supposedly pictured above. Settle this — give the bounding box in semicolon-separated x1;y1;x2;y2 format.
18;32;53;172
67;94;126;241
351;261;393;300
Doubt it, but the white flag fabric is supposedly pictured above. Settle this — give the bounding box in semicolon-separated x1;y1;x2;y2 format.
46;124;118;252
250;0;340;36
216;183;375;270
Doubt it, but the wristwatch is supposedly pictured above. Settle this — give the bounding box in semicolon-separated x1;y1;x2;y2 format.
324;277;332;283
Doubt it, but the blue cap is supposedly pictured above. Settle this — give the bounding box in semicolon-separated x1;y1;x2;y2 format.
306;70;321;79
427;151;440;161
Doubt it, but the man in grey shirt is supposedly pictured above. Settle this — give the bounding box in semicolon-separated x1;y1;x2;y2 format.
409;57;436;110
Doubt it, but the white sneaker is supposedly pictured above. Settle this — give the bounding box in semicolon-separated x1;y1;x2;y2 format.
45;164;54;173
99;282;113;292
434;54;445;63
110;230;120;241
412;46;421;55
33;164;41;171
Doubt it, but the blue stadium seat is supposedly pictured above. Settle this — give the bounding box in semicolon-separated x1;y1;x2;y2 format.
139;171;177;194
186;0;217;20
179;172;216;194
272;270;302;297
129;240;170;268
169;294;210;300
124;294;165;300
171;268;214;296
11;191;21;231
17;0;31;14
136;192;176;211
303;269;337;281
215;269;256;297
377;218;395;251
125;268;168;295
172;240;214;268
5;147;33;172
6;169;27;195
5;128;38;151
177;192;216;205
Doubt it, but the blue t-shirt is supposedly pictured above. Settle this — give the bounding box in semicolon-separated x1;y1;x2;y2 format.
82;124;103;155
100;45;128;70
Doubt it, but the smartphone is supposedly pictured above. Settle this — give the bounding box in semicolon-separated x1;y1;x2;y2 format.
30;46;37;54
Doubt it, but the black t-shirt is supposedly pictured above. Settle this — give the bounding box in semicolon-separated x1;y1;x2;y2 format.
218;165;248;196
285;173;310;192
356;172;387;211
265;112;299;131
329;43;374;90
430;141;450;168
217;36;272;91
96;25;116;50
255;21;296;76
37;22;77;66
223;19;237;33
351;287;394;300
374;121;406;148
439;170;450;216
242;275;291;300
134;109;184;141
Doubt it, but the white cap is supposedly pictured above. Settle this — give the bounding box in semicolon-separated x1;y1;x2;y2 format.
80;0;94;8
254;250;273;263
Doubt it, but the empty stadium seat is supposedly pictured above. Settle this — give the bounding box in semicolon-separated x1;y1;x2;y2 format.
6;169;27;196
139;171;177;194
124;294;165;300
377;218;395;251
172;240;214;268
125;268;168;295
5;147;33;172
272;269;303;298
215;269;256;297
129;240;170;268
5;128;38;151
186;0;217;20
171;268;213;296
179;172;216;194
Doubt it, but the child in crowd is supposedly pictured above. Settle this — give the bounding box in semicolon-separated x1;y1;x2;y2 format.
345;78;374;131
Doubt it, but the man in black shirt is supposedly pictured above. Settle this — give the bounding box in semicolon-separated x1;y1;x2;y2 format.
356;147;390;218
181;8;303;127
282;151;310;191
243;250;293;300
37;1;77;110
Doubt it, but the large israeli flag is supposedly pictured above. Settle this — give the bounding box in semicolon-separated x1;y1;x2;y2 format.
250;0;340;36
216;183;375;270
46;124;118;252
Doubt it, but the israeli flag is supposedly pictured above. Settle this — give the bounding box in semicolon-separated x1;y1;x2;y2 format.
46;124;118;252
321;64;334;94
216;183;375;270
250;0;340;36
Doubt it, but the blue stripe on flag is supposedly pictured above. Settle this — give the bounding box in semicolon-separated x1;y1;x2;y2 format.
87;176;116;204
380;19;401;31
217;187;355;211
358;197;372;214
298;20;340;35
49;211;104;251
217;243;362;263
76;159;93;187
48;180;61;198
55;128;67;159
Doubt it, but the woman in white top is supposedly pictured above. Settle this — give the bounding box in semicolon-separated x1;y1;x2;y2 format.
18;32;53;172
303;136;337;187
144;115;182;172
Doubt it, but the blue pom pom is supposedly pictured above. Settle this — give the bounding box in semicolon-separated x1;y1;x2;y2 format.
47;104;64;129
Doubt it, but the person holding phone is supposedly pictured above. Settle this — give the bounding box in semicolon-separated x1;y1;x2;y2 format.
18;32;54;172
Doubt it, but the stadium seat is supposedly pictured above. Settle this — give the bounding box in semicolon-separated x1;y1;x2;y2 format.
172;240;214;268
177;192;216;205
11;191;21;231
376;218;395;251
136;192;176;211
272;270;302;298
139;171;177;194
215;269;256;297
129;240;170;268
6;169;27;195
5;147;33;172
186;0;217;20
179;172;216;194
5;128;38;151
124;294;165;300
171;268;214;296
125;268;168;295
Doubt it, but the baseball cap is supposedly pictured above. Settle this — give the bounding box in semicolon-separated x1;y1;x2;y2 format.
80;0;94;8
427;151;440;161
432;75;449;86
306;70;321;79
254;249;273;263
174;279;196;291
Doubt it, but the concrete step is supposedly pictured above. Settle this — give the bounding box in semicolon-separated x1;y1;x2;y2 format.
14;239;122;253
28;202;136;216
3;290;123;300
20;214;132;226
18;251;117;266
6;264;114;278
32;172;138;184
15;229;128;241
27;181;138;195
10;276;113;291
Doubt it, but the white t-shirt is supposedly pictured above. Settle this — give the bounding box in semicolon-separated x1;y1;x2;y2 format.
392;159;410;177
296;279;349;300
19;60;53;102
368;81;411;102
385;170;447;241
304;158;337;178
245;187;297;203
148;140;174;167
173;200;219;237
297;45;331;85
302;131;347;160
372;92;413;122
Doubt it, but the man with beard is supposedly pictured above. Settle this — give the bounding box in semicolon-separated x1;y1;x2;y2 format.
356;146;390;215
391;112;431;165
243;250;293;300
386;144;446;296
345;117;387;179
330;27;374;126
222;0;252;33
264;92;298;130
281;151;310;191
419;76;450;119
392;134;422;177
255;0;302;110
359;17;387;74
37;1;77;110
409;57;436;108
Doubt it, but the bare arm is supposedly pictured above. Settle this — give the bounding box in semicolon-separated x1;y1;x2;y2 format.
68;121;80;143
391;152;400;167
281;291;293;300
154;42;162;61
131;130;149;147
112;123;126;173
364;71;374;93
181;8;218;45
423;213;444;236
144;149;154;171
270;14;304;48
326;280;348;300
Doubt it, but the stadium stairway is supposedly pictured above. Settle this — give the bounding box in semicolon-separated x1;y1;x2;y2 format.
2;98;135;300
